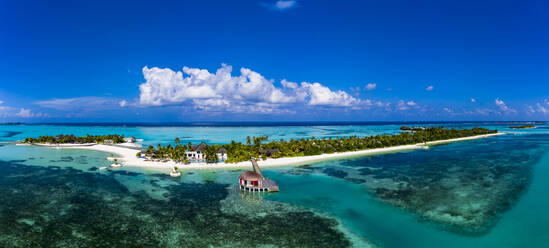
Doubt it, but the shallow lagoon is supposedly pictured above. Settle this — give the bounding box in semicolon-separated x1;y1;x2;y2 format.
0;123;548;247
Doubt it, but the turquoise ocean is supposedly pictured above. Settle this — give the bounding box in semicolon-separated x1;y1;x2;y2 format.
0;122;548;247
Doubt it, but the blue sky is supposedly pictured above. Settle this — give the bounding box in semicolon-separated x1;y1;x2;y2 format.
0;0;547;122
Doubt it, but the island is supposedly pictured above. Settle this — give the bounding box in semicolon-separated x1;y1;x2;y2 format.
399;126;427;131
509;125;536;129
20;127;503;171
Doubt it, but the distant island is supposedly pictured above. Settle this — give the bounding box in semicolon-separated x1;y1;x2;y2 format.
400;126;427;131
0;122;25;125
509;125;536;129
23;134;127;144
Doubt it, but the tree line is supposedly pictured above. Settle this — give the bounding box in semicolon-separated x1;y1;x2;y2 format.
138;127;497;164
23;134;125;144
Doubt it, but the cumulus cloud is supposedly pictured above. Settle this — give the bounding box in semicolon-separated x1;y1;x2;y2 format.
138;64;360;113
301;82;358;106
15;108;42;118
119;100;128;107
495;98;516;113
470;98;476;103
397;100;419;111
425;85;434;91
365;83;376;91
0;100;3;104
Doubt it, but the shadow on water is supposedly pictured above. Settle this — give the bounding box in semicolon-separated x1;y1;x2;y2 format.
0;160;352;247
0;131;22;139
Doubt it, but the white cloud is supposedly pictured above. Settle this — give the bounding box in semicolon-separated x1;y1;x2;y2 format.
301;82;358;106
262;0;296;10
275;1;296;10
365;83;376;91
0;100;3;104
527;105;536;115
0;106;11;112
139;65;297;106
425;85;434;91
536;103;548;114
470;98;476;103
119;100;128;107
15;108;35;118
281;79;298;89
349;86;361;97
495;98;516;113
138;64;360;113
397;100;419;111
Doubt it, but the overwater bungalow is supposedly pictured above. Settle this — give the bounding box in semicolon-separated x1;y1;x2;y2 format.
239;158;279;192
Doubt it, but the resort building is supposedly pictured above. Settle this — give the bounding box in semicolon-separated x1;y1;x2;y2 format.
184;142;228;162
239;158;279;192
124;136;137;143
260;148;280;157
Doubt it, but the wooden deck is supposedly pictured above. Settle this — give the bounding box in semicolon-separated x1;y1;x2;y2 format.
240;158;279;192
240;180;279;192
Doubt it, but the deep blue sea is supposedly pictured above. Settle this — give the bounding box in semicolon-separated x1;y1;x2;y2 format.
0;122;548;247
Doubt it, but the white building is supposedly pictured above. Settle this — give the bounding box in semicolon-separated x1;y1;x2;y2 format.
184;142;228;162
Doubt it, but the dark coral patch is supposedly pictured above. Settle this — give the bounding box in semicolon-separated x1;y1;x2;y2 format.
0;160;351;247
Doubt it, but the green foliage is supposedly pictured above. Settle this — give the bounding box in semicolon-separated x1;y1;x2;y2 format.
204;145;219;164
23;134;125;144
509;125;535;129
223;127;496;163
109;127;497;165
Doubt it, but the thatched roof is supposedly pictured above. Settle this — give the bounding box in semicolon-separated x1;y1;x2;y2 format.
190;142;207;151
239;171;263;181
260;148;280;156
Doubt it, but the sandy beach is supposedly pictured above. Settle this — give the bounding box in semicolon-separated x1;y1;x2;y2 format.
32;132;505;171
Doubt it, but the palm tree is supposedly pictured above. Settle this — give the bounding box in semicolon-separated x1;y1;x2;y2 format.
204;145;218;164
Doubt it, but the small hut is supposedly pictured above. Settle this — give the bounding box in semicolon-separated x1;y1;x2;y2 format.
238;158;279;192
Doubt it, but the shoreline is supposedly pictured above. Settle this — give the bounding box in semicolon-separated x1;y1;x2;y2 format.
24;132;506;171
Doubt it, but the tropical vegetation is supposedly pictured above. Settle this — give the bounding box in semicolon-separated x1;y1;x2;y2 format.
139;127;497;164
509;125;535;129
23;134;125;144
